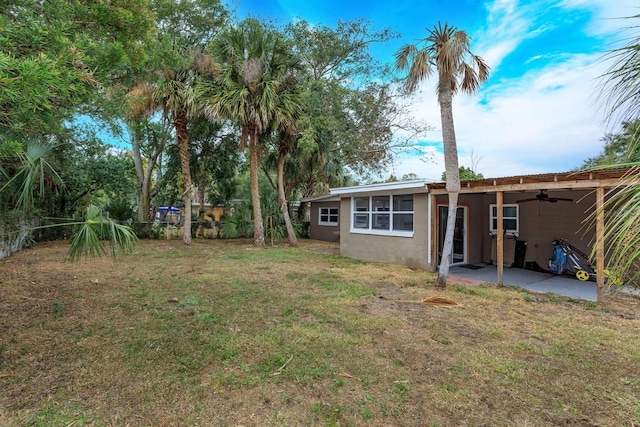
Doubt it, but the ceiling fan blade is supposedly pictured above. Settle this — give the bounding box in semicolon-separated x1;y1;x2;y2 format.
516;198;537;203
554;197;573;202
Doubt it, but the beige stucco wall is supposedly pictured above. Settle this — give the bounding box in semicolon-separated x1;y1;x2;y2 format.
511;190;594;268
339;193;431;270
309;201;341;242
440;190;597;269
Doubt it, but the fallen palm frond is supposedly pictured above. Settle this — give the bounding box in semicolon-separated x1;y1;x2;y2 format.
379;295;462;307
22;205;138;262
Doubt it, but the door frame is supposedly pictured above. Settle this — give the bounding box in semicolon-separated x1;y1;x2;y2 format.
437;204;468;266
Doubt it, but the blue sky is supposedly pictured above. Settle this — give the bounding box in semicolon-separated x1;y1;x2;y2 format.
234;0;638;181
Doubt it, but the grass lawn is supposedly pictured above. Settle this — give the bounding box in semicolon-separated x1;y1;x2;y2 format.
1;239;639;426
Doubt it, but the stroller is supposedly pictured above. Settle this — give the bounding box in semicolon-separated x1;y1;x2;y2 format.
548;238;596;281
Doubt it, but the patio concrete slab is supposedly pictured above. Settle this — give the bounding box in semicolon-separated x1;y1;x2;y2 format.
449;264;598;301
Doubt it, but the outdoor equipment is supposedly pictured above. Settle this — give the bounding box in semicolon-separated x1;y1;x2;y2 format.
517;190;573;203
513;240;527;268
548;238;595;281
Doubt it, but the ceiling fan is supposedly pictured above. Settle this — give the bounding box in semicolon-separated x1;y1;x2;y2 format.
516;190;573;203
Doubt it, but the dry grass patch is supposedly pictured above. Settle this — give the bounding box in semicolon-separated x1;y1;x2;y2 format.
1;239;639;426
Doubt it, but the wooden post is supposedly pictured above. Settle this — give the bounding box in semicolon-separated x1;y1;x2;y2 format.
596;186;605;302
497;191;504;286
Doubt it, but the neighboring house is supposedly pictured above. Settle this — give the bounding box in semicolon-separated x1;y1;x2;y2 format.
325;168;636;291
302;194;341;242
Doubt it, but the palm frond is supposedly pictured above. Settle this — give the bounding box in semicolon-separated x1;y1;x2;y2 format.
1;141;63;213
394;44;417;71
67;205;138;262
598;16;640;124
395;22;487;96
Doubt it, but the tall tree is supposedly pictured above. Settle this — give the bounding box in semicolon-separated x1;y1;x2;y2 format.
148;0;228;245
395;22;489;287
0;0;153;139
274;130;301;246
201;19;302;246
287;20;426;180
125;85;172;223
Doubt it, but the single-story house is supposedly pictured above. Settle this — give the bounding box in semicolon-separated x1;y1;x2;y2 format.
307;168;637;300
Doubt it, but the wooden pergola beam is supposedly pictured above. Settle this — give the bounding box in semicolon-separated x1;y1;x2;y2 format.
427;178;625;195
497;191;504;286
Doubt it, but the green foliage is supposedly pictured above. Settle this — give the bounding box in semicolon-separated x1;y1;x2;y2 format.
0;141;63;214
598;14;640;125
105;197;136;222
591;15;640;286
287;19;407;178
582;120;640;168
220;181;304;241
67;205;138;262
0;0;154;138
220;202;253;239
441;166;484;181
597;172;640;285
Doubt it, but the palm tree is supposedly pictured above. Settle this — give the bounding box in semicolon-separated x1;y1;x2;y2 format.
395;22;489;287
137;0;228;246
593;14;640;285
0;141;137;260
201;19;302;246
123;71;198;245
153;69;199;246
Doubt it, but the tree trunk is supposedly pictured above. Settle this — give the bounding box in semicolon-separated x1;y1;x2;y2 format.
175;109;192;246
130;124;148;222
277;148;298;247
435;86;461;287
141;165;154;221
130;121;168;225
196;167;206;238
249;127;265;246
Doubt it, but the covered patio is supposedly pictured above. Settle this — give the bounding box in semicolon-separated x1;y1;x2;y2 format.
427;167;638;302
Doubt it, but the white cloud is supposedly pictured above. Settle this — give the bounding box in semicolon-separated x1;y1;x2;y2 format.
387;1;629;182
392;53;609;180
559;0;639;36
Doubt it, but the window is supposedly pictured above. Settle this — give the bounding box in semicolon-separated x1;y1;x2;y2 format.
489;204;519;234
351;195;414;235
393;195;414;231
318;207;339;226
353;197;370;229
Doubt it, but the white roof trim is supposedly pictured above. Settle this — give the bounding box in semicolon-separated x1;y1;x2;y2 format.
330;180;431;195
301;194;340;203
